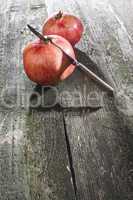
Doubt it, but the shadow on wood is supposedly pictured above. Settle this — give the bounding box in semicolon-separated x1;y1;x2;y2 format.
75;48;114;95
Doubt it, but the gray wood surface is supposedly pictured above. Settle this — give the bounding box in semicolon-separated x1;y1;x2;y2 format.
0;0;75;199
0;0;133;200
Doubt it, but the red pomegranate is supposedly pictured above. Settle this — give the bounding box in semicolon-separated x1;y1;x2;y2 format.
42;11;84;46
23;35;76;85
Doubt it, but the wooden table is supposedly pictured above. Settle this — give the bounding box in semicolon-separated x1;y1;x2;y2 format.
0;0;133;199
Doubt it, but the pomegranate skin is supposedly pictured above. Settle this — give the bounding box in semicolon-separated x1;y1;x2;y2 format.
42;12;84;46
23;35;76;85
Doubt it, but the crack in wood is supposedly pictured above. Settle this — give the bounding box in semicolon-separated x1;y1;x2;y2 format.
62;112;78;200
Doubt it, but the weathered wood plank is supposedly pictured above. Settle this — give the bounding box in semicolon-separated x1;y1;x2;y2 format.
0;110;75;200
64;100;133;200
44;0;133;199
0;0;75;199
110;0;133;41
44;0;133;121
25;110;75;200
75;0;133;129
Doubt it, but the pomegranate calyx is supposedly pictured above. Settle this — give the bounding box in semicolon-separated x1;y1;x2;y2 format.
55;10;63;19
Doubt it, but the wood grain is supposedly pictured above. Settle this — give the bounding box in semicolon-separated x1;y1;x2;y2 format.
0;0;75;199
64;100;133;200
44;0;133;199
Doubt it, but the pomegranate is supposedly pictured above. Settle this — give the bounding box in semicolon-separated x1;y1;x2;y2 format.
42;11;84;46
23;35;76;85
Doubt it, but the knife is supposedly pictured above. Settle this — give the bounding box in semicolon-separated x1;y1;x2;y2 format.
27;24;114;93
